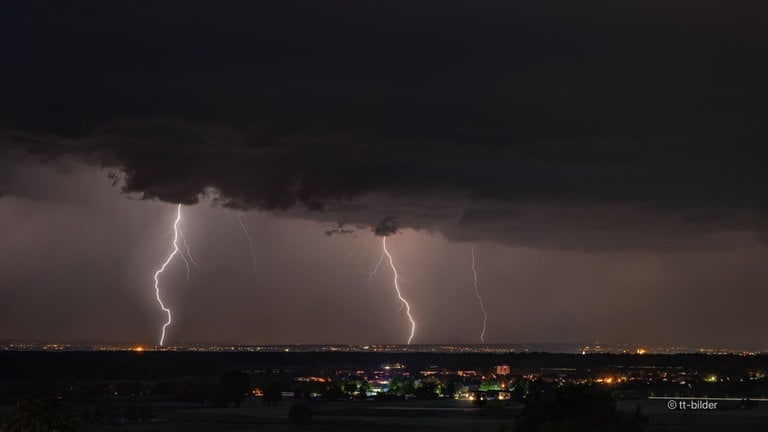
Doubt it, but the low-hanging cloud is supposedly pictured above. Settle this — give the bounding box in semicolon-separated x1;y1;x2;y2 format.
2;0;767;251
374;217;400;237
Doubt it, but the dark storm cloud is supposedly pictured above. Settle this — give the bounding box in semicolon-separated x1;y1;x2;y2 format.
2;0;767;250
374;217;400;237
324;222;355;237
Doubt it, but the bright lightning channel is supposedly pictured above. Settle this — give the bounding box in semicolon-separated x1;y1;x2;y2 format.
381;236;416;345
153;204;188;347
236;211;259;270
470;244;488;343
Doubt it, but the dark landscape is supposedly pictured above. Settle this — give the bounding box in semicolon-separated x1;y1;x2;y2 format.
2;350;768;431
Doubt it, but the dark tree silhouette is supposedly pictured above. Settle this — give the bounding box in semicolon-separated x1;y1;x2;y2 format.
357;381;371;400
212;371;251;407
515;384;648;432
262;382;283;405
415;381;439;399
322;385;346;400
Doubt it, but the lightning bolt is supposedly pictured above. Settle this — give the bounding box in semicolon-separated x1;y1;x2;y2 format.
470;244;488;343
178;229;199;281
236;211;259;270
381;237;416;345
153;204;186;347
364;250;386;289
344;247;357;263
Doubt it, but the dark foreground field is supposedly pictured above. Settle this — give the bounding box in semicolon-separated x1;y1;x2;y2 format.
63;399;767;432
615;400;768;432
2;351;768;431
3;395;767;431
96;399;517;432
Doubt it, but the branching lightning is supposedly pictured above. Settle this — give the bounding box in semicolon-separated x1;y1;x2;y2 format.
364;250;386;289
153;204;188;346
381;237;416;345
470;244;488;343
236;211;259;270
178;229;199;281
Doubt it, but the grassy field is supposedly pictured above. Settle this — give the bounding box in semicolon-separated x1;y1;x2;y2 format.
87;399;517;432
78;398;768;432
618;399;768;432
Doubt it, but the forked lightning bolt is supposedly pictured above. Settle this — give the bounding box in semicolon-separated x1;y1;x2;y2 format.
236;211;259;270
178;229;199;281
153;204;189;346
364;250;385;289
381;237;416;345
470;244;488;343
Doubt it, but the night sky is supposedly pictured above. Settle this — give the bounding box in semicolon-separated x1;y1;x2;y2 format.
1;1;767;347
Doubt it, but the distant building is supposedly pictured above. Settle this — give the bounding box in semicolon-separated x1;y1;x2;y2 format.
495;364;511;375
